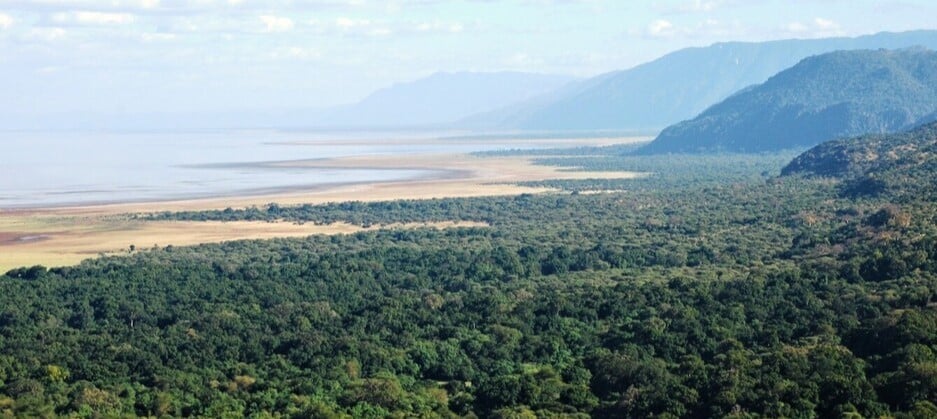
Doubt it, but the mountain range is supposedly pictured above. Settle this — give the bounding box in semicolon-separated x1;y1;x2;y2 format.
309;72;576;128
465;30;937;131
8;30;937;131
639;48;937;154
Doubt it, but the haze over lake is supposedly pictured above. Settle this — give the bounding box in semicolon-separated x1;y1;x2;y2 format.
0;130;595;209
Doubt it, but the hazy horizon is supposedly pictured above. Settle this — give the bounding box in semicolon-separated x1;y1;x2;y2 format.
2;0;937;125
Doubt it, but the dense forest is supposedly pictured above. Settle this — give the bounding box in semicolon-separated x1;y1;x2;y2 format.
783;121;937;201
2;126;937;417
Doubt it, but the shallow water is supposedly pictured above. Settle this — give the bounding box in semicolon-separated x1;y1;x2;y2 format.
0;130;576;208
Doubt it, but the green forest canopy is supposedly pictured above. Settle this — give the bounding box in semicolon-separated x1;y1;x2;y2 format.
1;127;936;417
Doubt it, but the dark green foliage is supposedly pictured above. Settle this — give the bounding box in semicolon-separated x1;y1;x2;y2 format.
642;48;937;154
1;145;935;417
522;150;799;192
783;120;937;201
3;265;48;280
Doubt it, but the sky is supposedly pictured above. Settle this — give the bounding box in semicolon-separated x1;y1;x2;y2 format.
1;0;936;117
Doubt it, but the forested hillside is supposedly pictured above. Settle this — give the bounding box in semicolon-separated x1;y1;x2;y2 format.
641;48;937;154
2;132;936;417
782;121;937;201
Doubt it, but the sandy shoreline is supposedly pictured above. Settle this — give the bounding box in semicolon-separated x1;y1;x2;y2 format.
3;148;648;218
1;140;649;271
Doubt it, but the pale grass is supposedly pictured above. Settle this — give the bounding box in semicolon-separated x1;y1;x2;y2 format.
0;219;486;272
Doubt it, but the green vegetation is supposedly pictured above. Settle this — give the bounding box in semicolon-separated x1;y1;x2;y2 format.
783;121;937;201
2;128;937;417
642;48;937;154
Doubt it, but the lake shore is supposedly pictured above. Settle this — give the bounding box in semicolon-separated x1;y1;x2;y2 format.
0;141;648;271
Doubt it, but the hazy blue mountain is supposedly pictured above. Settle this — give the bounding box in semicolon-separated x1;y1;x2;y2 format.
639;48;937;154
466;30;937;131
0;72;573;131
313;72;576;128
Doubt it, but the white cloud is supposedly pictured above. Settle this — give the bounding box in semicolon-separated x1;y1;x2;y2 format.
813;17;839;30
336;17;371;28
504;52;546;69
26;27;67;41
781;17;845;38
646;19;676;38
51;11;136;25
140;32;176;42
270;46;321;60
332;17;393;36
415;21;464;34
636;17;748;40
678;0;720;13
785;22;809;33
37;65;65;74
658;0;731;14
0;13;13;30
260;15;293;32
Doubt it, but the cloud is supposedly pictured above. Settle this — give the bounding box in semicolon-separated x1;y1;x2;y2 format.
260;15;293;32
0;13;13;29
50;11;136;25
26;27;67;41
675;0;721;13
784;22;808;33
813;17;839;30
140;32;176;42
335;17;371;28
782;17;845;38
270;46;321;61
415;21;464;34
657;0;734;14
0;0;231;14
505;52;545;68
331;17;394;36
37;65;65;74
646;19;676;38
637;17;749;40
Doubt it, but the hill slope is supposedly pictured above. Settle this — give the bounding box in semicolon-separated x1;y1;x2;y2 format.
314;72;575;128
781;121;937;198
467;30;937;131
640;48;937;154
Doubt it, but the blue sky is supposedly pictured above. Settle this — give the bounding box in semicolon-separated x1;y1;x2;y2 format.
1;0;936;116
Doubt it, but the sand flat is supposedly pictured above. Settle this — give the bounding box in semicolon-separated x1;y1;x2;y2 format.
268;135;650;148
4;153;645;217
0;219;487;272
1;146;647;272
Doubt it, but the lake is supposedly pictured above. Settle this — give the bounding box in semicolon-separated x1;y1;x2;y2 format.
0;130;599;208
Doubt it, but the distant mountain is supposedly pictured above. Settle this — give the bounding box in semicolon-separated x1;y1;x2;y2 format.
465;30;937;131
639;48;937;154
0;72;574;131
781;121;937;198
313;72;575;128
